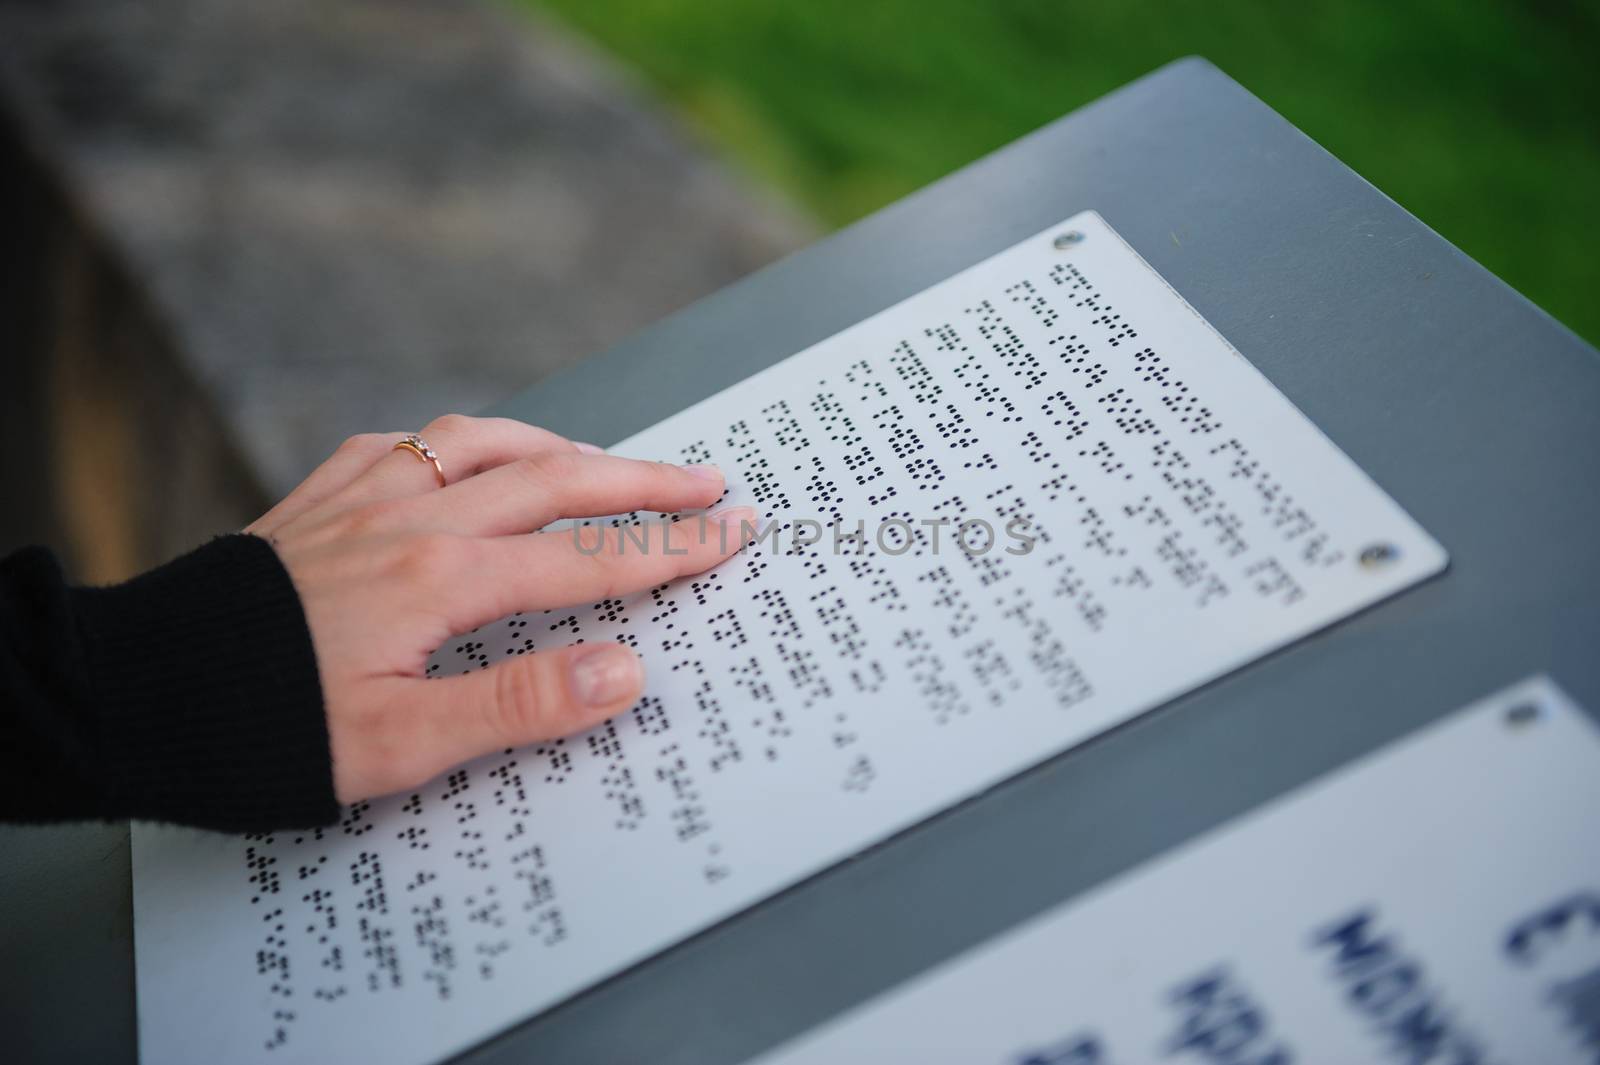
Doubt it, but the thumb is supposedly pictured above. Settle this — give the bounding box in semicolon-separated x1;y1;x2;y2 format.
375;643;644;796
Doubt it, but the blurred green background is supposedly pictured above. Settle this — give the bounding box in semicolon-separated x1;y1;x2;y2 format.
526;0;1600;345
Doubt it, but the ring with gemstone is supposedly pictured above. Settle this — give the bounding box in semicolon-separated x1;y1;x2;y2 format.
393;433;446;488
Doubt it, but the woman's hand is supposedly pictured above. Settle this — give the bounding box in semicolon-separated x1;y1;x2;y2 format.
245;415;751;805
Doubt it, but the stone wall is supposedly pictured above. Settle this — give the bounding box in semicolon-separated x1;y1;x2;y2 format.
0;0;809;579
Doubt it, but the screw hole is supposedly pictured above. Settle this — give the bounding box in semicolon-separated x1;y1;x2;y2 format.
1358;543;1400;569
1504;702;1542;729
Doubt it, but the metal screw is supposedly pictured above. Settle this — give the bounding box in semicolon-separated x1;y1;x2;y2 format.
1357;543;1400;569
1053;231;1085;249
1504;701;1542;728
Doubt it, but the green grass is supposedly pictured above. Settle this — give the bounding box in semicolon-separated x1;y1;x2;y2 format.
524;0;1600;345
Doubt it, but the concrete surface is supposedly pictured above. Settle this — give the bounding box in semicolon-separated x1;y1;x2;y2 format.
0;0;808;571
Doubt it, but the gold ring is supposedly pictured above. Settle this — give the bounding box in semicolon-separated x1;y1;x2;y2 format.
393;433;446;488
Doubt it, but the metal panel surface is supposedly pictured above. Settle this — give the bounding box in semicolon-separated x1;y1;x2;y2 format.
467;57;1600;1065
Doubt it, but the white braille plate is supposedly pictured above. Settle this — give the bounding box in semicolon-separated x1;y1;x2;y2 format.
747;676;1600;1064
133;210;1447;1065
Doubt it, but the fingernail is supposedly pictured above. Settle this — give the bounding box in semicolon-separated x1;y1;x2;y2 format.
574;441;605;455
571;644;644;708
682;463;724;482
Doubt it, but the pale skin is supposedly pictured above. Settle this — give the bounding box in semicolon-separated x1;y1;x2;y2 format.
244;414;753;805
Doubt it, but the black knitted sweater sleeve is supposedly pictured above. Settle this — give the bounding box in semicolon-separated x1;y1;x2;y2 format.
0;534;337;832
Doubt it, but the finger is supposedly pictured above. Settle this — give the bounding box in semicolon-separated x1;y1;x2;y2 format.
246;432;406;535
393;452;728;537
346;414;595;501
437;507;755;634
386;643;645;795
335;643;643;801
